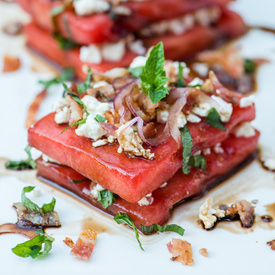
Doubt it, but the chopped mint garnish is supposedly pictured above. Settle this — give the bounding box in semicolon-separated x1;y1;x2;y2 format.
206;108;226;131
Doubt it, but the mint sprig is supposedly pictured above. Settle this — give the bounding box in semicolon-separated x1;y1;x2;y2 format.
188;155;207;170
140;42;169;103
12;230;54;258
21;186;56;214
180;126;193;175
97;190;117;209
177;62;186;87
140;224;184;235
77;68;92;95
206;108;226;131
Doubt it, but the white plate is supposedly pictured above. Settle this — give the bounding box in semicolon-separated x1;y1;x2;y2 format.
0;1;275;274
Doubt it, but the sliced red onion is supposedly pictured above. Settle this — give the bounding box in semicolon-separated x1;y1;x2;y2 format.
100;122;118;137
112;76;133;91
209;71;240;105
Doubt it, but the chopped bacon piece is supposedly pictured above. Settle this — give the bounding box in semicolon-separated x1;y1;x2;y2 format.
25;89;47;128
71;229;97;261
199;248;209;257
2;55;21;73
63;237;75;248
267;240;275;251
167;239;194;266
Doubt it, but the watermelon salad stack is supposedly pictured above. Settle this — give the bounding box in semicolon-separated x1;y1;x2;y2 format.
17;0;246;80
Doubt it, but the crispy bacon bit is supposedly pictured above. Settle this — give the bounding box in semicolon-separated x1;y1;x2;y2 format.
25;89;47;128
167;239;194;266
2;55;21;73
64;237;75;248
71;229;97;261
2;21;22;36
267;240;275;251
199;248;209;257
225;200;255;228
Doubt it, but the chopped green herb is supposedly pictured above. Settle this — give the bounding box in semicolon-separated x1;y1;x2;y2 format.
5;145;36;170
188;83;202;88
39;68;75;89
97;91;107;99
140;223;185;235
12;231;54;258
177;62;186;87
244;59;256;74
188;155;207;170
53;34;79;50
51;5;65;16
180;126;193;175
94;115;106;123
139;42;169;103
97;190;117;209
206;108;226;131
69;179;90;184
77;68;92;95
114;212;144;251
128;66;144;78
21;186;56;214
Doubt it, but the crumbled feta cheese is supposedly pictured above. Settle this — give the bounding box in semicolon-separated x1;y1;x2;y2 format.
128;40;146;55
177;112;187;128
160;182;167;188
129;56;147;68
211;95;233;122
116;126;154;160
157;109;169;123
75;96;110;140
92;139;108;147
170;18;186;35
90;183;105;199
188;77;204;87
199;198;225;229
93;81;109;89
138;194;154;206
193;150;202;156
74;0;110;16
213;143;224;154
234;122;256;138
55;105;71;124
102;40;126;62
262;158;275;171
203;148;211;156
80;45;102;64
182;14;195;29
42;154;61;164
187;113;201;123
195;8;212;26
192;62;209;77
240;95;255;108
112;5;131;16
192;102;212;117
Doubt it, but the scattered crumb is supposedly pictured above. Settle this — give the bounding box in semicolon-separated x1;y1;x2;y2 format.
199;248;209;257
2;55;21;73
71;229;97;261
267;240;275;251
167;239;194;266
2;21;22;36
63;237;75;248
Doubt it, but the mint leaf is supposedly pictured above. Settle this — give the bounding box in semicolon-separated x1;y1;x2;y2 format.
69;179;90;184
114;212;144;251
51;5;66;16
177;62;186;87
206;108;226;131
94;115;106;123
97;190;117;209
12;231;54;258
244;59;256;74
21;186;56;214
5;145;36;170
188;155;207;170
140;224;185;235
180;126;193;175
53;34;79;50
77;68;92;95
128;66;144;78
140;42;169;103
39;68;75;89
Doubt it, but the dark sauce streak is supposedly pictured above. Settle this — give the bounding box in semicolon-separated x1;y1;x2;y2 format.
248;26;275;35
0;223;39;239
261;215;273;223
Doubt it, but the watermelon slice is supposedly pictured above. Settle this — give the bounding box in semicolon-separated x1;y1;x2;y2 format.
28;100;255;203
35;131;259;231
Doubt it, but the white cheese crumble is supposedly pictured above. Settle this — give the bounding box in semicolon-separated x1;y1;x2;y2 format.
187;113;201;123
160;182;167;188
203;148;211;156
42;154;61;165
80;45;102;64
177;112;187;128
211;95;233;122
75;96;110;140
90;183;105;199
128;40;146;55
234;122;256;138
73;0;110;16
92;139;108;147
137;193;154;206
188;77;204;87
240;95;255;108
192;62;209;77
262;158;275;171
199;198;225;229
129;56;147;68
192;102;212;117
157;109;169;124
93;80;109;89
102;40;126;62
213;143;224;154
